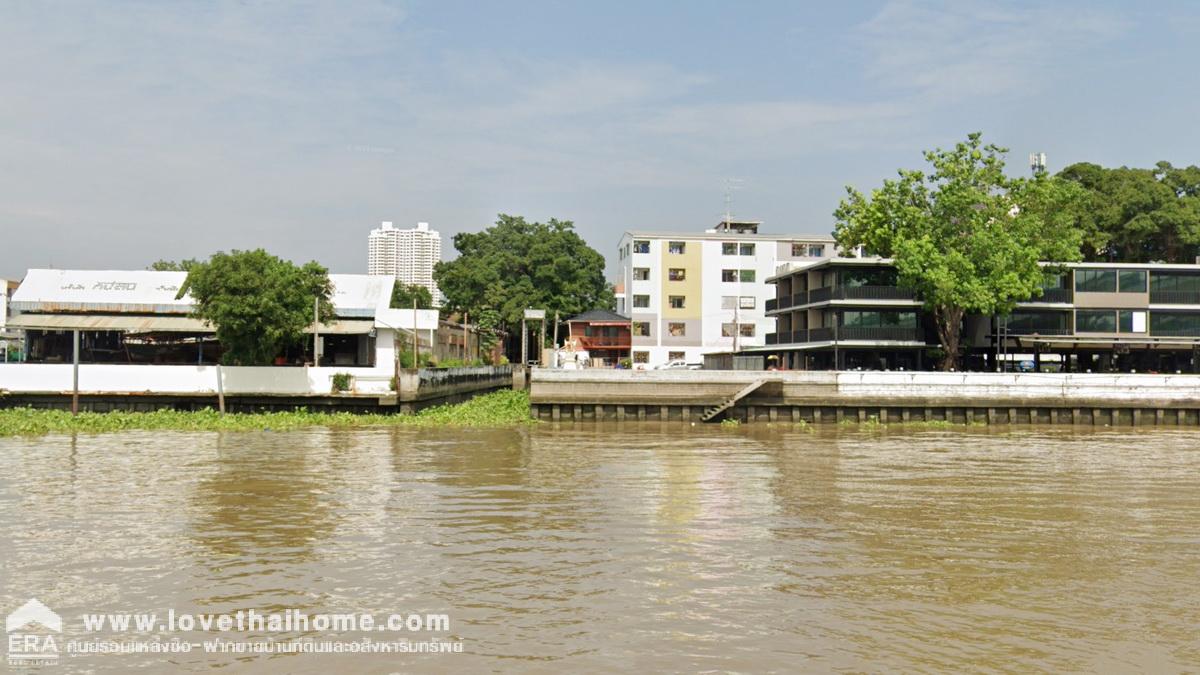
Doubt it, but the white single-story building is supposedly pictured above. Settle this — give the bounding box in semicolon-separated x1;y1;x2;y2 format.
0;269;439;396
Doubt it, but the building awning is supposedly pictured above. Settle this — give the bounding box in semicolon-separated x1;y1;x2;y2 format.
9;314;210;332
9;314;375;335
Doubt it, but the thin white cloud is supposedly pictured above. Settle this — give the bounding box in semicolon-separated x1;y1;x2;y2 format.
857;0;1128;100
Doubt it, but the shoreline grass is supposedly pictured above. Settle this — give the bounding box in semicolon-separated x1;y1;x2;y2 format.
0;390;534;437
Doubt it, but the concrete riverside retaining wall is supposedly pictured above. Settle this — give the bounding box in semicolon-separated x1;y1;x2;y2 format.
0;363;515;413
529;370;1200;424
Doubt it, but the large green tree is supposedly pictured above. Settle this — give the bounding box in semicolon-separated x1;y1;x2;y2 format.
181;250;334;365
1058;161;1200;262
435;214;613;335
834;133;1085;370
390;282;434;309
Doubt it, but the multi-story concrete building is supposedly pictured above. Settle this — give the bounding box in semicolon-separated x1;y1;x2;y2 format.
615;220;836;367
367;221;443;305
761;258;1200;373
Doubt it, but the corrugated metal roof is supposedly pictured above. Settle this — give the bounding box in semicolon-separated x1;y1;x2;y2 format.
9;314;375;334
11;269;395;318
10;269;192;314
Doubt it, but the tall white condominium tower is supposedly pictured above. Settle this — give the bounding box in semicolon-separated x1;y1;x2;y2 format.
367;221;443;304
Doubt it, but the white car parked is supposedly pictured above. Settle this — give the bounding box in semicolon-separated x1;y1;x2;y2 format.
655;360;701;370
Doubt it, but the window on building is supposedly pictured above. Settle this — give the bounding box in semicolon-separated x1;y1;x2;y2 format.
1151;272;1200;293
842;267;898;287
739;243;755;256
841;311;918;327
793;242;827;257
633;240;650;254
668;295;686;309
668;241;686;254
721;296;737;309
739;296;755;309
632;321;650;336
1006;311;1070;333
1151;312;1200;336
1075;269;1117;293
721;269;738;282
721;323;736;337
668;268;686;281
633;267;650;281
668;322;686;336
722;242;737;255
633;294;650;308
739;324;755;337
633;350;649;364
1119;310;1146;333
1118;269;1147;293
1076;309;1117;332
668;351;685;361
739;269;756;283
808;244;825;257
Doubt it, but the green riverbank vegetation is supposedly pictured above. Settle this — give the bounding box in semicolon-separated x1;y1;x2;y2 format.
0;390;533;437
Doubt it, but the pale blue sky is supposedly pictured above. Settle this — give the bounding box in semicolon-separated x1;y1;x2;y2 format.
2;1;1198;280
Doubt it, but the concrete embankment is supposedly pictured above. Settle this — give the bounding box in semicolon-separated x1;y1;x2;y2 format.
0;364;515;413
529;369;1200;425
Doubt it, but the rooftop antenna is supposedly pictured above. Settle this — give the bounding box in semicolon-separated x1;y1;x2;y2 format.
723;177;745;352
1030;152;1047;176
722;177;743;228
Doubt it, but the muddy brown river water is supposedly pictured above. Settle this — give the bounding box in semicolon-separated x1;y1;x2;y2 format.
1;424;1198;672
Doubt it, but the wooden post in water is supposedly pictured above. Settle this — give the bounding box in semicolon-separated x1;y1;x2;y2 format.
71;329;80;416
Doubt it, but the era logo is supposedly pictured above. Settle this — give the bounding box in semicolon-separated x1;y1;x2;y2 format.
6;599;61;666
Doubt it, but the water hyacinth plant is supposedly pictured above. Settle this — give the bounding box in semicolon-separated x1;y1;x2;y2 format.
0;390;535;437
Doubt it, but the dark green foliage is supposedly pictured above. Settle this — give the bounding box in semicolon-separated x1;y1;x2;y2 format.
331;373;353;393
390;282;434;309
1057;161;1200;263
434;214;613;334
149;258;201;271
834;133;1085;370
182;250;334;365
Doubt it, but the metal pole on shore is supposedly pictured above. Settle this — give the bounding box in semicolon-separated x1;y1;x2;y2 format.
71;329;80;416
412;298;419;367
216;363;225;414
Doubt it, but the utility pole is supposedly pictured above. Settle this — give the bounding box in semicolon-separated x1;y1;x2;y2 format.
412;298;419;368
312;296;320;366
521;315;528;367
71;329;80;416
551;310;559;367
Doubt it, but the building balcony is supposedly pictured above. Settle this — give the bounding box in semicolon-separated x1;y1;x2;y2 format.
766;298;777;312
804;286;916;304
1150;290;1200;304
836;326;924;342
808;327;834;342
575;336;631;349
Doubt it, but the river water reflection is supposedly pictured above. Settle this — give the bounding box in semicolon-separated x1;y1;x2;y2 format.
1;424;1198;672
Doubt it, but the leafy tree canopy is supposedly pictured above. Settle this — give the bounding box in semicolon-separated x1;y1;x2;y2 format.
434;214;613;331
390;282;434;310
834;132;1085;370
150;258;200;271
1057;161;1200;263
181;249;334;365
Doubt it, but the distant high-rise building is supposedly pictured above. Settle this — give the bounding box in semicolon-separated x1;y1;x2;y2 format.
368;221;443;305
